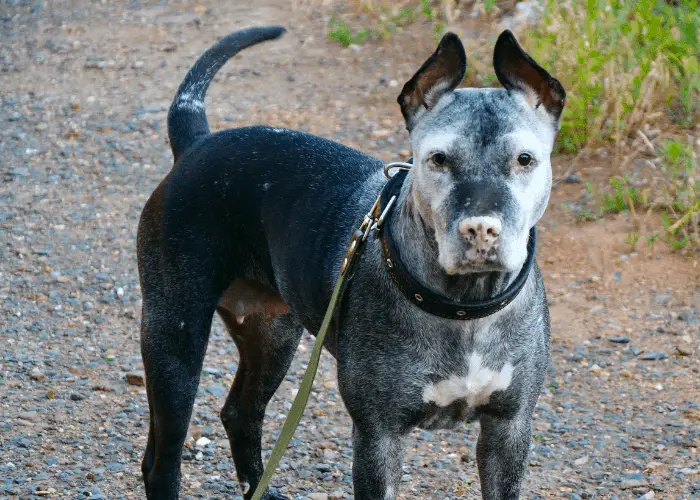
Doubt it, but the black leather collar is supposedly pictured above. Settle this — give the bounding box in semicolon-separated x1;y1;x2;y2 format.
377;168;537;320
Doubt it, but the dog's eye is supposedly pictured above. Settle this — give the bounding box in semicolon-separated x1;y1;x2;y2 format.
517;153;533;167
431;153;446;166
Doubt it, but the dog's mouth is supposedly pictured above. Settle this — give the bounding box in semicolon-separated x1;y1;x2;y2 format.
439;238;506;275
445;259;505;275
445;243;504;274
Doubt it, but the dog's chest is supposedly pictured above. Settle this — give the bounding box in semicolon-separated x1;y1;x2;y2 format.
422;352;514;409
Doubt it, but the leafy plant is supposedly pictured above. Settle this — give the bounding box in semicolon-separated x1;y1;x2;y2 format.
483;0;497;12
600;177;646;214
646;233;660;252
526;0;699;153
328;17;371;46
626;232;641;252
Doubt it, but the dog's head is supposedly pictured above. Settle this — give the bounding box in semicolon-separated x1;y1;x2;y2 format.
398;30;565;274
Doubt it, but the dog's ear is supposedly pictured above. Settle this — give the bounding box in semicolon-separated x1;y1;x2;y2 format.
398;32;467;130
493;30;565;122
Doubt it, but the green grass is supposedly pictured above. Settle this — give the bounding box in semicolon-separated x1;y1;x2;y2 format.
328;17;371;46
530;1;699;250
328;3;431;47
570;139;698;249
328;0;698;151
625;232;641;252
601;177;646;214
657;139;698;248
526;0;699;153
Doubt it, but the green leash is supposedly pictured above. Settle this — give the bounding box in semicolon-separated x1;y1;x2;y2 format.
250;192;388;500
250;270;347;500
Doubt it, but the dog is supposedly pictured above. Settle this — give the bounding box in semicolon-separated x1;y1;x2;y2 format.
137;25;565;500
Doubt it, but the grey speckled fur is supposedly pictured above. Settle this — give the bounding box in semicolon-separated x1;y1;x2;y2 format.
137;27;565;500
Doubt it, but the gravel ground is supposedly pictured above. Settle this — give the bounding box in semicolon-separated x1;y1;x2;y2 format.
1;1;698;499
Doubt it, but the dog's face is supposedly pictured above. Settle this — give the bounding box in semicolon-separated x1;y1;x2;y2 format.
398;31;565;274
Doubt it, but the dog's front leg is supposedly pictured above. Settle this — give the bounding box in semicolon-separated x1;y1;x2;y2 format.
476;412;533;500
351;425;406;500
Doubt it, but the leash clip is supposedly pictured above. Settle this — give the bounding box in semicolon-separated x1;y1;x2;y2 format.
375;195;396;230
341;161;407;275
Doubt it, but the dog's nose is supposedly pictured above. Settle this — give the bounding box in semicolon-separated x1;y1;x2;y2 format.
458;217;501;249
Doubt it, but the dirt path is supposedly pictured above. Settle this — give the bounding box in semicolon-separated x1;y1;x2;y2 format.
1;1;698;499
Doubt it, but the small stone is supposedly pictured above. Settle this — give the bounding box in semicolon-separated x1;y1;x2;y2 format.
308;494;329;500
620;475;648;489
70;393;85;401
195;451;204;461
640;352;667;361
47;388;56;399
206;384;226;397
589;471;605;481
678;310;696;323
132;60;145;69
609;336;630;344
30;368;46;381
84;60;106;70
196;437;211;448
126;372;145;386
92;384;116;392
574;455;589;466
588;364;602;374
19;411;39;421
619;369;633;378
370;129;392;139
637;492;655;500
116;287;124;299
654;294;672;306
677;345;692;356
563;175;583;183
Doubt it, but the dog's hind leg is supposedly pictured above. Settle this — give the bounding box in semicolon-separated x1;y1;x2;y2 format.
138;190;232;498
140;284;219;498
139;265;221;498
218;305;303;500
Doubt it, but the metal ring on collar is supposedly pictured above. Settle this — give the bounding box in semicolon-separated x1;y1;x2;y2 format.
383;161;413;179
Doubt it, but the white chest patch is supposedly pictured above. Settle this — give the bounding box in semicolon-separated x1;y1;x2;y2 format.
422;353;514;408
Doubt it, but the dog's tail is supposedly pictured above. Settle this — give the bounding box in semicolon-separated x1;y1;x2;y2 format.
167;26;286;161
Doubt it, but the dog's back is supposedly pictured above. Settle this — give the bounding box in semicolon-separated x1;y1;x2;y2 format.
139;27;384;334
